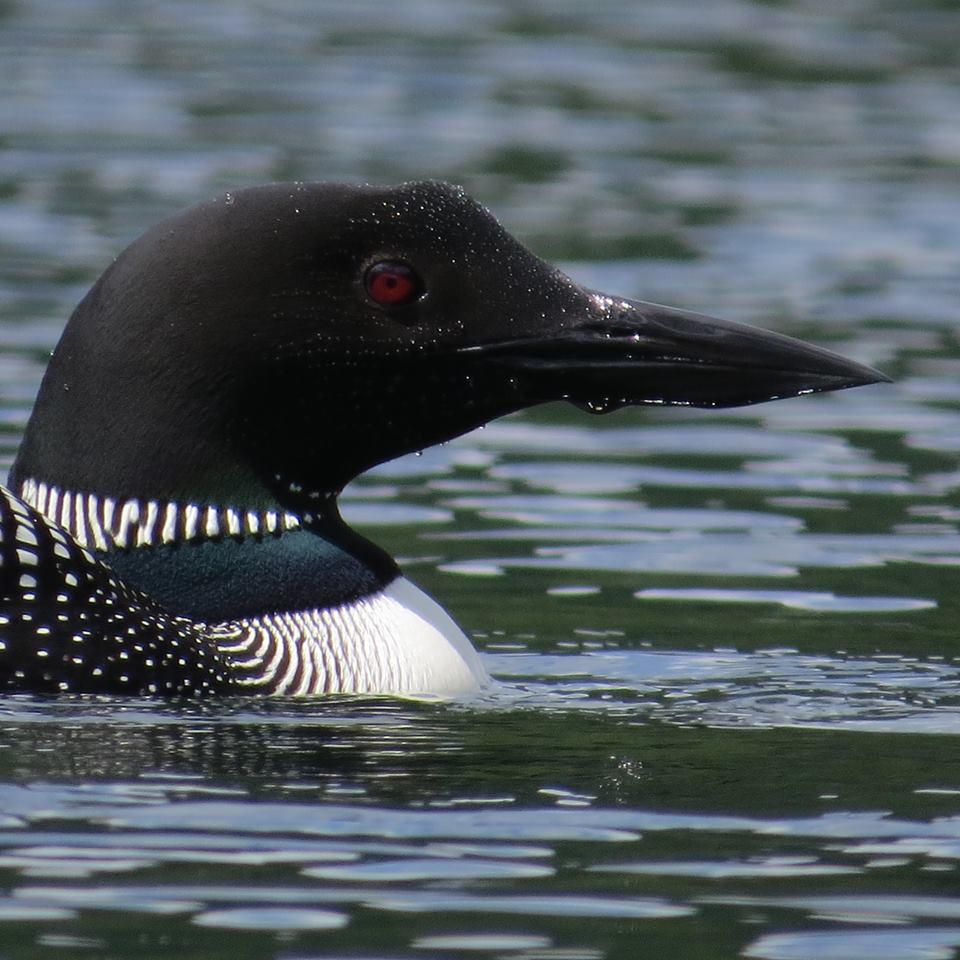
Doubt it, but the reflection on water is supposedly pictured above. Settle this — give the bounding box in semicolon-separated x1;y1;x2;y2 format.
636;588;935;612
0;700;959;954
4;0;960;956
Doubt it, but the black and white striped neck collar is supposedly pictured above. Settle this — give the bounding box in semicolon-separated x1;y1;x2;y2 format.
19;478;302;551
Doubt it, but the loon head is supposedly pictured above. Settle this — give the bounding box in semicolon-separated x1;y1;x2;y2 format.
12;179;885;513
1;180;888;697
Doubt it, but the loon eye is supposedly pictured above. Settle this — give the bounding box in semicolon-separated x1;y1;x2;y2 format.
364;260;422;308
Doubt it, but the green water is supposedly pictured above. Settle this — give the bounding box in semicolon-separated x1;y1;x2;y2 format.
2;0;960;957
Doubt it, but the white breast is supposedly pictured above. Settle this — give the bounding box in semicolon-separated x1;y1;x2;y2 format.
213;577;489;696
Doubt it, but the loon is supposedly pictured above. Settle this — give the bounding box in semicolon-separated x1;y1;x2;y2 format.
0;180;886;697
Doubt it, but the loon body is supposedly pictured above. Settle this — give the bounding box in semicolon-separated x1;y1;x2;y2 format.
0;181;885;696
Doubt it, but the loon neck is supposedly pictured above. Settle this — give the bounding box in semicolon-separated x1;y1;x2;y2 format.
0;479;486;695
18;477;305;551
17;477;400;624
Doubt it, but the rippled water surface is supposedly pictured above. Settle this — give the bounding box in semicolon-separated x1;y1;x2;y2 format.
4;0;960;957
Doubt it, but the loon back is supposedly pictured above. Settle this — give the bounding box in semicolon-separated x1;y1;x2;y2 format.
1;180;887;696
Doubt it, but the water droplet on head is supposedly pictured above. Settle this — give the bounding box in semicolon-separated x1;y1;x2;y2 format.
572;398;624;415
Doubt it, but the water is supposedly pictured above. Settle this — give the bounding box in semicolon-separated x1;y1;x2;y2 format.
3;0;960;956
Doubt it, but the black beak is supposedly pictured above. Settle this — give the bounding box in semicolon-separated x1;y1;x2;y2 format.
465;293;889;412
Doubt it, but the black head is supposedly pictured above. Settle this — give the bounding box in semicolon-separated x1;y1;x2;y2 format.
12;180;887;513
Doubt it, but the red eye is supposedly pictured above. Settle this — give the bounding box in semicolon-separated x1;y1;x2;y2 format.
364;260;422;307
